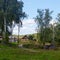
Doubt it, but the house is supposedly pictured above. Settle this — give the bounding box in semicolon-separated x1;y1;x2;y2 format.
21;35;28;40
0;36;2;40
9;36;17;43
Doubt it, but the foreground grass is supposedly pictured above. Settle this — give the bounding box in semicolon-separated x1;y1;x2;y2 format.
0;44;60;60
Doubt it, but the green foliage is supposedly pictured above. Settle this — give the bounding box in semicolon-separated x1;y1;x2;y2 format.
55;24;60;44
0;0;26;44
23;44;40;49
28;35;34;40
56;13;60;22
35;9;53;45
55;13;60;45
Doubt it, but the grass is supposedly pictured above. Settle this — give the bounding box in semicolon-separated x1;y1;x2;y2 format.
0;44;60;60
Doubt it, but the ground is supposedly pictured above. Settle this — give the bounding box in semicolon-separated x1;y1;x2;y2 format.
0;44;60;60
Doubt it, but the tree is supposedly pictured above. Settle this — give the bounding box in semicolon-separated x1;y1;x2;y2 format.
35;9;44;43
0;0;26;44
35;9;53;46
28;35;34;40
43;9;53;45
55;24;60;45
0;0;17;43
15;0;26;45
56;13;60;22
55;13;60;45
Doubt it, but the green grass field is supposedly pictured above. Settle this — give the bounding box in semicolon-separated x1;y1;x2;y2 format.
0;44;60;60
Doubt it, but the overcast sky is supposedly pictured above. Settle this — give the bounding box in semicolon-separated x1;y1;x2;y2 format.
13;0;60;35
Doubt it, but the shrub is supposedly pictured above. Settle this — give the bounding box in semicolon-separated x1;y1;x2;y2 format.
28;35;34;40
8;43;17;48
23;44;41;49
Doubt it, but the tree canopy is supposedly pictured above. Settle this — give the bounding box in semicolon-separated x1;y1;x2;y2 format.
35;9;53;45
0;0;26;43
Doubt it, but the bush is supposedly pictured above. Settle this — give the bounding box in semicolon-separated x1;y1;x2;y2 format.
8;43;17;47
23;44;41;49
28;35;34;40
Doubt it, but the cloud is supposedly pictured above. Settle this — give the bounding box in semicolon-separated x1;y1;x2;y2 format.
50;20;57;25
13;19;37;35
13;19;57;35
23;19;35;24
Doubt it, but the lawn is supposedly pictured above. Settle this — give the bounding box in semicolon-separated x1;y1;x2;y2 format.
0;44;60;60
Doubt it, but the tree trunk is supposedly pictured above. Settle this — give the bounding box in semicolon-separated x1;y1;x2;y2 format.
3;16;6;44
18;24;20;45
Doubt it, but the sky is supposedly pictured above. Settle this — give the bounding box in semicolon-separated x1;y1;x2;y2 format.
13;19;37;35
13;0;60;35
23;0;60;19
